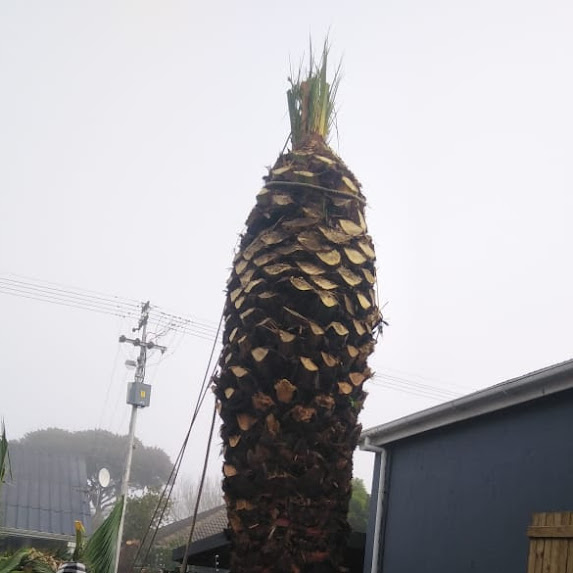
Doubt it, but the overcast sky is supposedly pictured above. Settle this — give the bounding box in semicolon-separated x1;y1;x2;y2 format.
1;1;573;489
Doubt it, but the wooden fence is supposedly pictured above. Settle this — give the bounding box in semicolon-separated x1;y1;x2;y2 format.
527;512;573;572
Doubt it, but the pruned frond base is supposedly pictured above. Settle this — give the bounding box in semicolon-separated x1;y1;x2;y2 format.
214;140;381;573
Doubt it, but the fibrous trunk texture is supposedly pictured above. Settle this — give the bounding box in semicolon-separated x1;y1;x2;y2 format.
213;139;381;573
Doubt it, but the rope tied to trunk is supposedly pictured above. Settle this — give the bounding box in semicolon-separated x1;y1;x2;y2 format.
264;180;367;205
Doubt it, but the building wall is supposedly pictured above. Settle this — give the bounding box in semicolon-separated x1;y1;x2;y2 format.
378;388;573;573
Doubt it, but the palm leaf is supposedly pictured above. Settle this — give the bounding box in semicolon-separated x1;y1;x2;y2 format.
0;550;31;573
0;420;11;485
287;40;341;149
84;498;123;573
0;550;59;573
21;558;57;573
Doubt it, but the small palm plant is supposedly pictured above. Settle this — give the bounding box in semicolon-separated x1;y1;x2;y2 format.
0;551;56;573
55;500;123;573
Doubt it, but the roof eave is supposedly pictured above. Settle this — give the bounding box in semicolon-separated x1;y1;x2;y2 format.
360;359;573;449
0;526;73;542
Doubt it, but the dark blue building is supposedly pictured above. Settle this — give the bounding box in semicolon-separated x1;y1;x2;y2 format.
359;360;573;573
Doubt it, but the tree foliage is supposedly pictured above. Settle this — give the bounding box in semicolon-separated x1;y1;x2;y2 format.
123;489;172;542
171;475;223;521
14;429;172;522
348;478;370;532
118;490;175;573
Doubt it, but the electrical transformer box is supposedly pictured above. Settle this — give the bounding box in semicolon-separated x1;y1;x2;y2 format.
127;382;152;407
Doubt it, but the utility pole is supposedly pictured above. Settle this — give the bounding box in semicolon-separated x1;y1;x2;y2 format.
113;301;166;573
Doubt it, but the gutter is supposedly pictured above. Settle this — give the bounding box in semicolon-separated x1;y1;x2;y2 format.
360;359;573;448
362;439;388;573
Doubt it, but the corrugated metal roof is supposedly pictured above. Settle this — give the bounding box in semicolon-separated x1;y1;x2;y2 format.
0;445;92;539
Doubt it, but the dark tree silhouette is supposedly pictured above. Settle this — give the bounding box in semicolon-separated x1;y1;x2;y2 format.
15;428;172;523
347;478;370;532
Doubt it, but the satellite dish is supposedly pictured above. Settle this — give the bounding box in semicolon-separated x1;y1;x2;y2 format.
98;467;111;488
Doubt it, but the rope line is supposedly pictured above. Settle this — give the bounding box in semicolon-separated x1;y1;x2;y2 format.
130;312;224;572
264;180;367;204
179;401;218;573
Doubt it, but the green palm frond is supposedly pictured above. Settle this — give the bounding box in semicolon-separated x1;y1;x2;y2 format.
0;550;30;573
84;498;123;573
287;40;341;149
21;557;57;573
0;420;11;485
1;552;59;573
0;550;56;573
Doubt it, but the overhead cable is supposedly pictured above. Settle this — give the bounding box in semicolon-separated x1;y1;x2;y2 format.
0;272;464;401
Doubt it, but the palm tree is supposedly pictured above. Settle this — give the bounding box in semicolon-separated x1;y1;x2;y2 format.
213;44;382;573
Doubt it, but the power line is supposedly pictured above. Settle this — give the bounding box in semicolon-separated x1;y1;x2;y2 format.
0;273;220;342
374;372;460;397
0;274;139;310
0;283;137;318
376;364;476;394
370;374;461;401
0;278;139;318
0;272;466;401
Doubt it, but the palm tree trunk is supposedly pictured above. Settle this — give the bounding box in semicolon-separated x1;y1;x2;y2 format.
214;137;381;572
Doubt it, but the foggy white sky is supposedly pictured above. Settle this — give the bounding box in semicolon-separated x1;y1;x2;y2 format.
1;1;573;489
